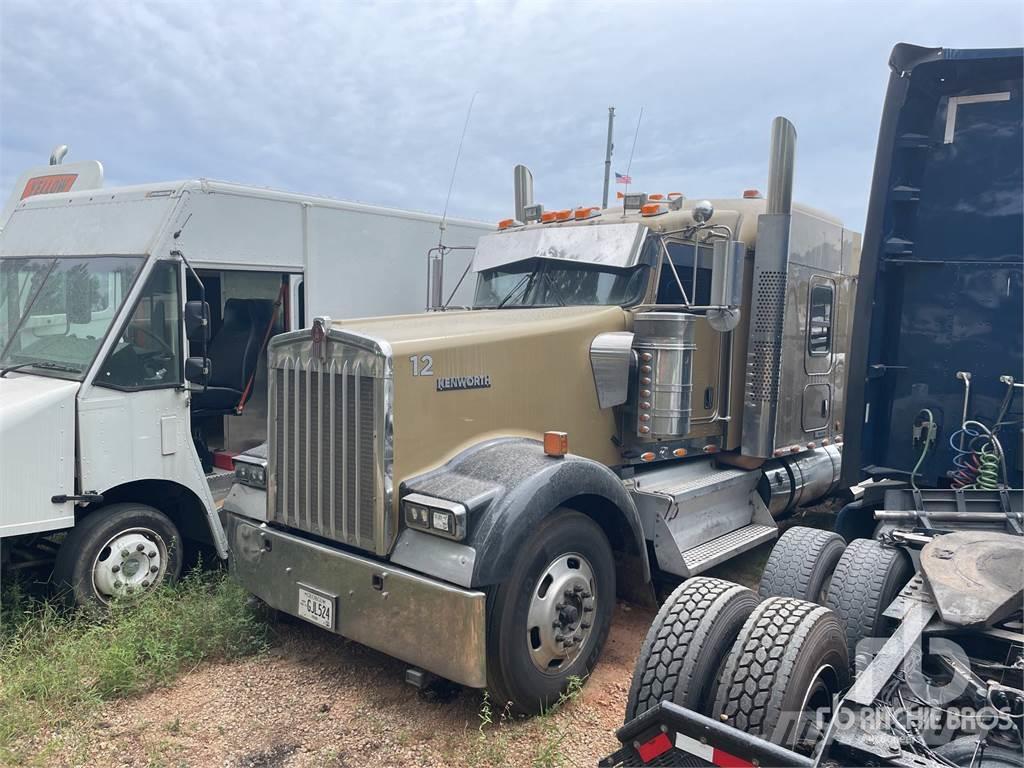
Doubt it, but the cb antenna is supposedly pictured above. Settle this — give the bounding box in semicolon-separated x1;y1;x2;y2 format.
439;92;477;246
624;107;644;195
428;93;477;310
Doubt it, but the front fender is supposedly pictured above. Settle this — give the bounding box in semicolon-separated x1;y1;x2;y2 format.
400;438;650;587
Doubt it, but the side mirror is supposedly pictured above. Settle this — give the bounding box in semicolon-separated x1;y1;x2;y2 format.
184;300;210;342
66;268;93;324
185;356;211;385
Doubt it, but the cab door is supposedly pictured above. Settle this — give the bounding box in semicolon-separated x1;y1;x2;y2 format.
77;260;219;537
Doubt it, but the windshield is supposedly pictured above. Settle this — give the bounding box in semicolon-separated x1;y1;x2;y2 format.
473;258;650;309
0;256;145;380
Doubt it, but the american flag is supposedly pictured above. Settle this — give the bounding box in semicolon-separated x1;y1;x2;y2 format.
615;172;632;185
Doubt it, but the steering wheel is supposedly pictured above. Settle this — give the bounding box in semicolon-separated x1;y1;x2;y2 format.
123;325;175;357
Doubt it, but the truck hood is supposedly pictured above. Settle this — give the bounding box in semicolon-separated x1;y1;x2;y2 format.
0;373;78;536
334;305;627;356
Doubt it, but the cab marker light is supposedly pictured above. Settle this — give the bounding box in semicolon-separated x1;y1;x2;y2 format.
640;203;667;217
648;193;664;201
743;189;763;199
544;431;569;457
497;218;523;230
540;211;559;223
554;209;573;222
574;206;600;220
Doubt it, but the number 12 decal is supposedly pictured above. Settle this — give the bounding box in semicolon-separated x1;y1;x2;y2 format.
410;354;433;376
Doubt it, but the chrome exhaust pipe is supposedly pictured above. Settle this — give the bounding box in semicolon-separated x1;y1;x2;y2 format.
765;117;796;216
513;164;533;223
49;144;69;166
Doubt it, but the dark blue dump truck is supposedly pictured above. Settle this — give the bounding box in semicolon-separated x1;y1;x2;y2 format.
602;44;1023;768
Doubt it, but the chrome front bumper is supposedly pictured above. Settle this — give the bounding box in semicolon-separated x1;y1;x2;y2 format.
227;512;487;688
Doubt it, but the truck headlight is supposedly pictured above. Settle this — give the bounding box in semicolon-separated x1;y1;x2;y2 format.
402;493;466;541
234;458;267;489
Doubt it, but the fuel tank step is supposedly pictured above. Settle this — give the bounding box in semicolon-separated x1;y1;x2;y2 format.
680;523;777;576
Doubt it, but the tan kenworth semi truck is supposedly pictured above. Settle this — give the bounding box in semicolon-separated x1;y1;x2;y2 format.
223;117;861;713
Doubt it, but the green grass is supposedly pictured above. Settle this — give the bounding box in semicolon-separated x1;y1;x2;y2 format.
0;569;267;765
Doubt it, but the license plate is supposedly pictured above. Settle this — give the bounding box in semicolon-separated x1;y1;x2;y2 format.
297;586;335;630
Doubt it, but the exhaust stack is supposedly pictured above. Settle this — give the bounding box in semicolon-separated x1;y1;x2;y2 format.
765;117;796;215
49;145;69;166
513;165;533;223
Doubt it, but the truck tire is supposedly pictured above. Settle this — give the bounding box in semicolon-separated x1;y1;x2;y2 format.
824;538;913;670
935;737;1024;767
53;503;183;607
485;508;615;715
712;597;848;746
624;577;758;722
758;526;846;603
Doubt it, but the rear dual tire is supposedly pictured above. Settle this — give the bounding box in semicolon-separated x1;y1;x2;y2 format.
625;577;758;721
758;526;846;604
712;597;849;747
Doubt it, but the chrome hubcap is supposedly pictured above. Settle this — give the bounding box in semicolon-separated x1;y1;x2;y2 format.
92;528;167;604
526;553;597;673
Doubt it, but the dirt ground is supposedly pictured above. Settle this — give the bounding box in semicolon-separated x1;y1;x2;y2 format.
36;506;835;768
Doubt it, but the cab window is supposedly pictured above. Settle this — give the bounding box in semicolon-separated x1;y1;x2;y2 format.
655;241;713;305
808;282;834;356
97;261;182;390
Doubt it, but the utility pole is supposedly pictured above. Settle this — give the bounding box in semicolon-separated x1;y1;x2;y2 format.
601;106;615;209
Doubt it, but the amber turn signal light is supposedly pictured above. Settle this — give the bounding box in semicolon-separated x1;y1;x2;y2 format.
544;431;569;457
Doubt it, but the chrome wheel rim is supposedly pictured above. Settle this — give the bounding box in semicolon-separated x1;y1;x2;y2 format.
526;552;597;674
91;527;168;604
793;662;841;749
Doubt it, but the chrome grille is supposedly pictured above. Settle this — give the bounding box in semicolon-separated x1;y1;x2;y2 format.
269;348;386;553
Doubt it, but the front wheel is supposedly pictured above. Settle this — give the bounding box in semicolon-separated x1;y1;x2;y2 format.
53;503;183;607
486;508;615;715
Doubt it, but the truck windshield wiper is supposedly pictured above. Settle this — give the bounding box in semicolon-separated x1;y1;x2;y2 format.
0;360;81;378
496;272;536;308
539;271;567;306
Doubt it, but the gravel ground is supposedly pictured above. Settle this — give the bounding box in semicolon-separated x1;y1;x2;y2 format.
36;505;836;768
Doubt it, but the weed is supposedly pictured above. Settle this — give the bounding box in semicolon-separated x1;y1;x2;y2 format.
0;569;267;764
469;691;514;767
532;676;585;768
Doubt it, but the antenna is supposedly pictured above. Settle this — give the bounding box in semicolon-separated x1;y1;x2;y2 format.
624;107;644;195
428;93;477;310
439;92;477;245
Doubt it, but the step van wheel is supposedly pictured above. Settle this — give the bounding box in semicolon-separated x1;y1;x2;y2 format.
53;503;183;607
712;597;849;749
824;538;914;672
485;508;615;715
624;577;758;722
758;526;846;604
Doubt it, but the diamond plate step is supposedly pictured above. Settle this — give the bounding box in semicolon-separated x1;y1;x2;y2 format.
681;523;777;576
640;467;750;500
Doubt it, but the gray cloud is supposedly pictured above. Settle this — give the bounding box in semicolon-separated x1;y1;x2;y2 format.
1;0;1021;232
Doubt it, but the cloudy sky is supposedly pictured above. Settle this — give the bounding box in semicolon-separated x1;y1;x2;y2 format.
1;0;1021;231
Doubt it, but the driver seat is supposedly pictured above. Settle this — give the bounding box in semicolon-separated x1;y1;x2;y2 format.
191;298;268;414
